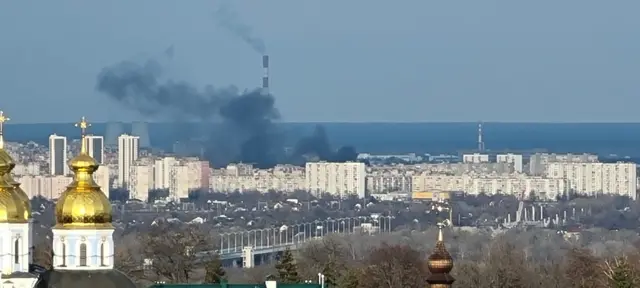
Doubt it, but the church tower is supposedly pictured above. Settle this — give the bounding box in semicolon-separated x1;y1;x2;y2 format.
50;117;114;269
39;117;136;288
0;110;37;287
426;223;455;288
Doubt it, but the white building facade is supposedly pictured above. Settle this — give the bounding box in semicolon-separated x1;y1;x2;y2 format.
49;134;68;176
305;162;366;198
117;134;139;188
546;162;637;199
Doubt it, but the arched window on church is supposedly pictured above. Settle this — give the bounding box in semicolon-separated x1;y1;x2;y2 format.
100;243;105;266
62;243;67;266
79;243;87;266
14;239;19;264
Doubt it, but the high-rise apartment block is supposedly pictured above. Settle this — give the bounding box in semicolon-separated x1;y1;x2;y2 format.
127;156;210;202
529;153;598;175
546;162;637;199
49;134;68;175
16;175;73;199
462;153;490;163
118;134;139;187
129;164;153;200
305;162;366;198
210;164;304;194
85;135;104;164
497;153;523;173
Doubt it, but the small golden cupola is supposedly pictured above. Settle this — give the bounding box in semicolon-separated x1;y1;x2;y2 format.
426;223;455;288
0;110;29;223
55;117;113;229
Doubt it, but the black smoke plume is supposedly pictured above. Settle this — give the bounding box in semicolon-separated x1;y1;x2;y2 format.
214;2;266;54
96;51;357;167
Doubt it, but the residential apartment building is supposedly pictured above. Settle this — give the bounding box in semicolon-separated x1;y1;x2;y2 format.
12;162;42;176
129;164;153;201
16;175;73;200
497;153;524;173
210;164;305;193
305;162;366;198
546;162;637;199
49;134;68;176
462;153;490;163
412;173;567;200
94;165;110;199
529;153;598;175
128;156;210;202
117;134;139;187
366;168;413;193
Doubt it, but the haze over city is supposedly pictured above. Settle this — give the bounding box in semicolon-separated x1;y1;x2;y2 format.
1;0;639;123
3;1;640;288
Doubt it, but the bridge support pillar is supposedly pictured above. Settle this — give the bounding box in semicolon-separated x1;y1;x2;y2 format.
242;246;255;268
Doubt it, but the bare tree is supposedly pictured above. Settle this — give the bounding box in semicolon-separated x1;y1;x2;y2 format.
32;238;52;269
138;223;212;283
603;256;639;288
358;243;427;288
564;247;604;288
114;233;144;278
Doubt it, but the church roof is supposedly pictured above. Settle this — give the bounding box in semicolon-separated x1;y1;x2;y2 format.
36;269;137;288
148;284;322;288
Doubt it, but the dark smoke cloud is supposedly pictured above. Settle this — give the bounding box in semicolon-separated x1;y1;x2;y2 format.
214;2;266;54
96;50;358;168
96;54;282;167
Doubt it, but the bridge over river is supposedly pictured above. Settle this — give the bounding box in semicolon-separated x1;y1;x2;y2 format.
197;216;393;267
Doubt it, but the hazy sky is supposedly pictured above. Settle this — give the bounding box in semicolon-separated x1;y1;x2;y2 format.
0;1;638;123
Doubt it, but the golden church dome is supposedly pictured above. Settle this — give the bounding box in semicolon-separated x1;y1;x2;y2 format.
0;179;28;223
5;174;32;220
54;117;113;230
0;110;30;223
0;148;14;174
426;223;455;287
427;241;454;274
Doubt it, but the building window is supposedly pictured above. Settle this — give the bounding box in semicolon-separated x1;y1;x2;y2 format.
100;243;105;266
62;244;67;266
79;243;87;266
14;239;19;264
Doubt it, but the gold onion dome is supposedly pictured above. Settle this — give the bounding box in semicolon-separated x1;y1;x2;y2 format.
0;111;29;223
55;117;113;229
426;223;455;287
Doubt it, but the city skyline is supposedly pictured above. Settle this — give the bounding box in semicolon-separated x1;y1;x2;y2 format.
0;1;639;123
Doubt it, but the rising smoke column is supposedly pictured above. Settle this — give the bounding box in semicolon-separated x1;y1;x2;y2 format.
95;52;282;168
214;1;266;54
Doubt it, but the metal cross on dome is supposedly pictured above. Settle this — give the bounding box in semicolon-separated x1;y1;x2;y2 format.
0;111;8;131
75;116;91;136
0;111;9;149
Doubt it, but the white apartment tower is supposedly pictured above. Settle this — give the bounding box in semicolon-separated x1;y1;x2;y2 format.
129;164;153;201
153;157;177;190
85;135;105;164
117;134;139;188
462;153;490;163
497;153;524;173
49;134;68;175
305;162;366;198
546;162;637;199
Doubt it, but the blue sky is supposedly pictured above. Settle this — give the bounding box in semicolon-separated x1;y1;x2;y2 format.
0;0;638;123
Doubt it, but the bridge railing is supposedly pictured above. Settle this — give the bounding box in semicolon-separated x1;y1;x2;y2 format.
215;216;393;254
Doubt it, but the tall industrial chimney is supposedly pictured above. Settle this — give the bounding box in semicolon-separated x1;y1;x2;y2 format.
262;55;269;95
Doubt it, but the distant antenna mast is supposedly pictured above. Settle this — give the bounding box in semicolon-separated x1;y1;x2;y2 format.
477;121;485;152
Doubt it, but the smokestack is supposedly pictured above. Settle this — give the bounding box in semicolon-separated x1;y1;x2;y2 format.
262;55;269;95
